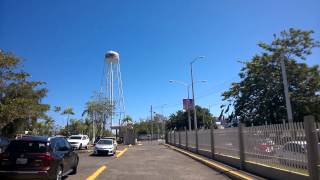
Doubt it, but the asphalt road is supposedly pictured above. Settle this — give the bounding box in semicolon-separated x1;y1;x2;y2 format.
67;141;230;180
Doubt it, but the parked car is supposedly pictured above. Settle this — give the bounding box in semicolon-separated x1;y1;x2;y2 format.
278;141;308;168
103;137;118;148
0;135;78;180
93;139;116;156
93;136;101;146
67;135;90;150
0;137;10;153
253;138;275;156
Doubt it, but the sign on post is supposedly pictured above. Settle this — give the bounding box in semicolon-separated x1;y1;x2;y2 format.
183;99;194;110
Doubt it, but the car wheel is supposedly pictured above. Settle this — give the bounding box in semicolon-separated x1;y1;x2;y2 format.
54;165;63;180
70;158;78;175
78;144;82;150
85;145;88;149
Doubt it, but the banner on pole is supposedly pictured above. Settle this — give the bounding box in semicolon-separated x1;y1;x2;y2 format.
183;99;194;110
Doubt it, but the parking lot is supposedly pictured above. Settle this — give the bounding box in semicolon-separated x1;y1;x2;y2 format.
67;142;230;180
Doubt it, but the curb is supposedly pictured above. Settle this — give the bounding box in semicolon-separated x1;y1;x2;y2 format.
163;143;261;180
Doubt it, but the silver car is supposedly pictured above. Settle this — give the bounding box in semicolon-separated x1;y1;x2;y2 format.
278;141;308;168
93;139;115;156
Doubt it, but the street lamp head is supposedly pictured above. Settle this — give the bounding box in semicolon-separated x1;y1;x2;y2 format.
169;80;174;83
191;56;205;64
200;80;207;83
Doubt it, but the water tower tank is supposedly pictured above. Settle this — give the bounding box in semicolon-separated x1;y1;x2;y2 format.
105;50;120;63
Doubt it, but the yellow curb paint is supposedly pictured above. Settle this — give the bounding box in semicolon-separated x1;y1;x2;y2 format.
165;144;254;180
86;165;106;180
116;148;128;158
245;160;308;176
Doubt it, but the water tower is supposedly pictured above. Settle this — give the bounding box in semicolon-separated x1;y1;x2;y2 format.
103;50;125;129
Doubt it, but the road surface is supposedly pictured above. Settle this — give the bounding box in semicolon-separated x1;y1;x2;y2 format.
67;141;230;180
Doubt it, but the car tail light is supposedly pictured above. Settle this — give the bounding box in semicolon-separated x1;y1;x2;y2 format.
41;153;54;161
33;153;54;167
0;153;9;160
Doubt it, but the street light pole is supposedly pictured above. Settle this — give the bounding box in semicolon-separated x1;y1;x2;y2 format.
190;64;197;130
186;86;192;132
169;79;206;131
150;105;153;141
190;56;205;153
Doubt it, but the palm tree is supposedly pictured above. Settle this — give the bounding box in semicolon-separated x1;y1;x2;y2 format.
53;106;61;113
122;115;133;126
61;107;74;136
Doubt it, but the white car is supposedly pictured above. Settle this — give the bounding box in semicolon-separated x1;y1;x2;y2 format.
103;137;117;148
68;135;90;150
93;139;116;156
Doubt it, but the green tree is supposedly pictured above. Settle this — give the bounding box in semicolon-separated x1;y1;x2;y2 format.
166;106;215;130
68;118;88;135
133;120;149;136
222;28;320;126
82;93;113;139
122;115;133;125
0;50;50;137
61;107;74;135
54;106;61;113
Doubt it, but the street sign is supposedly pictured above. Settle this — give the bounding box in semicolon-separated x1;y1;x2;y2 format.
183;99;194;110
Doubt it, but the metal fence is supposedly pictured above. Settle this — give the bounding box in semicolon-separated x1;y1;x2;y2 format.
180;131;186;146
198;129;211;151
174;131;179;145
188;130;196;148
167;116;320;180
243;123;308;174
214;127;239;158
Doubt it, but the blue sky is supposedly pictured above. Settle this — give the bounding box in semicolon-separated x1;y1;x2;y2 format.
1;0;319;126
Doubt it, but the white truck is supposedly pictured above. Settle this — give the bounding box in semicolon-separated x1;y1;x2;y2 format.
67;135;90;150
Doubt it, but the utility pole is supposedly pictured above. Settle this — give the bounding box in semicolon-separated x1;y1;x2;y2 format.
150;105;153;141
280;55;293;123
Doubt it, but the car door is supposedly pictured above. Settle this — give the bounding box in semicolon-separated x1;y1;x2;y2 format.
81;136;87;146
55;138;71;172
61;138;76;171
85;136;89;146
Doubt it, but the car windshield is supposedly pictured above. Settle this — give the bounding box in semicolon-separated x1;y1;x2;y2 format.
7;140;47;153
69;136;82;140
97;139;113;145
